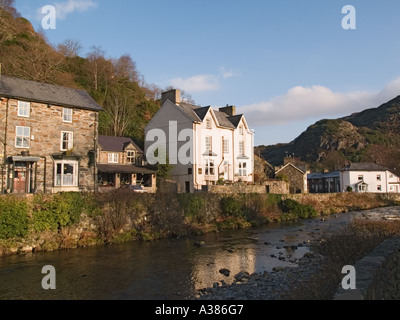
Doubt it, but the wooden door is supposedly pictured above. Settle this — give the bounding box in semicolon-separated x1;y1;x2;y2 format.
14;170;27;193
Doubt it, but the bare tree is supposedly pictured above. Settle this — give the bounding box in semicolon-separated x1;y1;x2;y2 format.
112;54;139;83
103;80;140;137
57;39;82;58
0;0;19;17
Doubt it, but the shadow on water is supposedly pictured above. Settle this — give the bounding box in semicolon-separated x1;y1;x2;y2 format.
0;211;354;300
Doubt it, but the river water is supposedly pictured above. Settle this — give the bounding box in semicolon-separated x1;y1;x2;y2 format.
0;212;356;300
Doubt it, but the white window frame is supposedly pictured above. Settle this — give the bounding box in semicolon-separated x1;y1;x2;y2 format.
358;175;364;181
239;162;247;177
223;138;229;154
15;126;30;148
108;153;119;164
239;126;244;135
127;151;136;164
18;101;30;118
239;141;245;156
377;185;382;192
61;131;74;151
206;118;212;129
54;160;78;187
205;136;212;153
63;108;73;123
205;159;215;176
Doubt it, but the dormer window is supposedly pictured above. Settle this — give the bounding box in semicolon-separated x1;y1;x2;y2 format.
127;151;136;164
206;118;212;129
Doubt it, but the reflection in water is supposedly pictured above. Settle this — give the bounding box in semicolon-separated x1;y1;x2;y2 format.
0;212;354;300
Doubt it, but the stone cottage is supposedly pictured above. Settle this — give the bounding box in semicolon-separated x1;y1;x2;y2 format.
0;76;102;194
97;135;156;193
275;157;308;194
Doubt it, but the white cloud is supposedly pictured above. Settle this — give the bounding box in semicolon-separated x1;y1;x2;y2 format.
240;78;400;127
169;67;239;93
170;74;219;92
37;0;98;20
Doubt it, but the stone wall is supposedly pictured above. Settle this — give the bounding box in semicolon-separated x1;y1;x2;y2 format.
205;184;266;194
334;238;400;300
265;180;289;194
276;165;307;194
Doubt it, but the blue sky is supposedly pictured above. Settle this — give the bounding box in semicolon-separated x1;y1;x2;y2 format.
14;0;400;146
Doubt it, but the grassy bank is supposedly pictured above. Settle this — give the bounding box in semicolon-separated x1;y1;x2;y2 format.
0;191;398;256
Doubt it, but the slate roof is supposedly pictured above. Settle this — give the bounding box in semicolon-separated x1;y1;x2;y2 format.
342;163;389;172
308;171;340;179
175;102;242;129
98;135;143;153
0;75;102;111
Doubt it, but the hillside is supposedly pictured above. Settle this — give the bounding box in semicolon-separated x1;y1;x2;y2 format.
257;96;400;175
0;4;161;145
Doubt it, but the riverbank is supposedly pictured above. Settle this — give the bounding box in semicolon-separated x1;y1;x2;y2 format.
196;206;400;300
0;192;399;257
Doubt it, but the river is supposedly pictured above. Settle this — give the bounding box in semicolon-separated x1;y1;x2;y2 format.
0;211;355;300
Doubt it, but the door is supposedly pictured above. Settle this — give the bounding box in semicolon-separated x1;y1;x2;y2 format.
185;181;190;193
14;168;27;193
224;161;229;180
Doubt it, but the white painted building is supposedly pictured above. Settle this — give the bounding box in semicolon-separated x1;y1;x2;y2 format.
340;163;400;193
144;90;255;193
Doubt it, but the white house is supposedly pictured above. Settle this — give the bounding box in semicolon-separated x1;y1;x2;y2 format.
144;89;255;193
340;163;400;193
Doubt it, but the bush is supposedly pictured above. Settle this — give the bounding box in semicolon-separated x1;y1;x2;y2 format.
178;194;206;224
0;197;29;239
220;196;243;218
280;198;318;219
32;193;85;232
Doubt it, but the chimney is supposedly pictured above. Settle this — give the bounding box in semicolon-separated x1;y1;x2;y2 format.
161;89;181;106
219;105;236;117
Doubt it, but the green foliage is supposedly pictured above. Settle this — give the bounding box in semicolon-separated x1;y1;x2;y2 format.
0;197;29;239
220;196;243;218
178;194;206;223
280;199;318;219
32;193;84;232
346;186;353;193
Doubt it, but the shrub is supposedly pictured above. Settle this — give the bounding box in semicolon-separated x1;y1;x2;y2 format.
220;196;243;218
0;197;29;239
178;194;206;223
32;193;85;232
280;198;318;219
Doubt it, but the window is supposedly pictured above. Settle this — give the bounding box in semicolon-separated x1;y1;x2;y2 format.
377;185;382;191
239;162;247;177
223;138;229;154
63;108;73;123
205;160;215;176
55;161;78;187
205;136;212;153
358;175;364;181
188;168;193;175
358;184;368;192
127;151;136;164
377;175;382;181
61;132;73;151
15;126;30;148
239;126;244;135
108;153;119;164
18;101;30;117
390;174;394;178
206;118;212;129
239;141;245;156
198;168;203;175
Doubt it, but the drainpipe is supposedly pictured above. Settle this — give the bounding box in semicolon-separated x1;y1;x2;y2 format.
218;137;225;179
93;113;98;193
193;123;199;191
2;97;9;193
40;156;47;194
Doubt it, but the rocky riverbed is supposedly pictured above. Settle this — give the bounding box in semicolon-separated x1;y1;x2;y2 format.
195;206;400;300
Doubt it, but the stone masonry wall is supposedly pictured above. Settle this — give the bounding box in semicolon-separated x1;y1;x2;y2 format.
277;165;307;194
206;184;266;194
334;238;400;300
0;98;97;193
